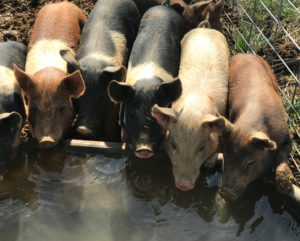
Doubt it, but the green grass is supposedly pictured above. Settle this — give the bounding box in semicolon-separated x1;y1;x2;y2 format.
231;21;266;54
228;0;299;54
285;97;300;120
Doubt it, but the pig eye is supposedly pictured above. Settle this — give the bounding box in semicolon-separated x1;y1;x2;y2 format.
246;160;256;169
98;93;105;101
59;105;66;114
170;139;177;150
199;145;205;153
24;96;29;105
30;105;38;113
127;111;134;121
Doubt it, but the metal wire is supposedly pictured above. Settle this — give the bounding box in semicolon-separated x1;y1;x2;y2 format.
223;0;300;175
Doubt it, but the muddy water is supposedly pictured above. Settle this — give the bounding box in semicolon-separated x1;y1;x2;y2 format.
0;149;299;241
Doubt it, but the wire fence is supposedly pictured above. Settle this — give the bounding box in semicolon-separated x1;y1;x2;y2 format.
222;0;300;184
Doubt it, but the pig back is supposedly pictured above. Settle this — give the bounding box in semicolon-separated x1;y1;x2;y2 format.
178;28;229;115
76;0;141;66
28;1;87;51
0;41;26;71
228;54;289;144
127;6;187;85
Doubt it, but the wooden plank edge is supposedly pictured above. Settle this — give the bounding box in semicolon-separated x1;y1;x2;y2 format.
64;139;129;154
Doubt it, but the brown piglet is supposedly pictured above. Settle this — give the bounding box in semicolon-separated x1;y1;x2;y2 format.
14;1;87;148
169;0;224;32
216;54;293;201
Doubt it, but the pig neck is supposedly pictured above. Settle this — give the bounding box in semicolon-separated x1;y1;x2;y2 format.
229;95;275;145
173;92;217;121
78;30;127;68
126;62;174;85
25;39;74;76
174;68;220;117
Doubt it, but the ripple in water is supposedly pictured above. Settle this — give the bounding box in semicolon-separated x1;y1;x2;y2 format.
0;149;299;241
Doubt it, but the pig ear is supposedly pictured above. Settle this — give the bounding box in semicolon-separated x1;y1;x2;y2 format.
192;0;213;13
108;80;134;103
60;49;79;74
214;0;225;14
169;2;185;16
61;70;86;98
250;132;277;150
157;77;182;105
13;64;34;93
102;65;127;82
152;104;178;129
201;114;231;136
0;111;22;129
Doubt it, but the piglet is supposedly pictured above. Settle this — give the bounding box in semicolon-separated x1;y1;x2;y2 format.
216;54;293;201
0;40;26;171
14;1;87;148
169;0;224;32
61;0;141;141
152;27;229;190
108;6;186;158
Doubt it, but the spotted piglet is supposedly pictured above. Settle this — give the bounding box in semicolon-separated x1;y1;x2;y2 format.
0;40;26;170
108;6;186;159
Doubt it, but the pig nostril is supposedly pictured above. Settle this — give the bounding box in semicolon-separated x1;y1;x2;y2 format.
39;136;56;149
76;125;94;137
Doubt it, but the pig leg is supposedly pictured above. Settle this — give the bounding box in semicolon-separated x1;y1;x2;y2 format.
104;105;121;142
121;128;129;143
275;161;294;195
273;142;294;195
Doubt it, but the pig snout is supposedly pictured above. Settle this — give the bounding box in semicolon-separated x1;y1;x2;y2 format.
219;186;239;202
39;136;57;149
175;181;195;191
176;183;194;191
135;145;154;159
76;125;94;137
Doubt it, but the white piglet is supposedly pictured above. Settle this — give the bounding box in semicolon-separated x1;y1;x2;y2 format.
152;27;229;191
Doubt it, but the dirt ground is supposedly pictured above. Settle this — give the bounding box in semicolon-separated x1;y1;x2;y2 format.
0;0;96;44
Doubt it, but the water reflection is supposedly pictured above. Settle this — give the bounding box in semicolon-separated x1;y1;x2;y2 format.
0;149;298;241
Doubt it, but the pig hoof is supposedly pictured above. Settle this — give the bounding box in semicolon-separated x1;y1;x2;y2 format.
39;136;56;149
76;126;94;137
